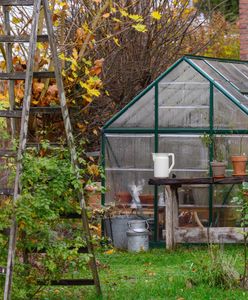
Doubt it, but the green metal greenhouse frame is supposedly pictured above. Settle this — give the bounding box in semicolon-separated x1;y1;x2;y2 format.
101;55;248;245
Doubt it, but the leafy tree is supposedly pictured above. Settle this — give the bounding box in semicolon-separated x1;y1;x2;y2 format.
196;0;239;21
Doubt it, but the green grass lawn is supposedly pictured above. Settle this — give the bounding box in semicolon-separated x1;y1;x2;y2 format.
39;245;248;300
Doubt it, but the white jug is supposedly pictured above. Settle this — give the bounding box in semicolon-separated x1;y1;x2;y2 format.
152;153;175;178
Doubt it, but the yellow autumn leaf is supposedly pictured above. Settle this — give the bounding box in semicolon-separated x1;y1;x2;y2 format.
71;64;77;72
151;11;162;20
37;43;44;50
113;37;120;47
82;94;92;103
129;14;143;22
12;17;21;24
72;72;78;78
119;9;128;17
104;249;115;255
87;88;100;97
103;13;110;18
132;24;147;32
0;94;7;101
112;17;122;23
72;48;78;60
59;53;65;60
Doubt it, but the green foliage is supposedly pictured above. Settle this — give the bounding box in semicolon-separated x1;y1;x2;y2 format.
0;146;93;299
232;182;248;286
190;245;240;289
198;0;239;21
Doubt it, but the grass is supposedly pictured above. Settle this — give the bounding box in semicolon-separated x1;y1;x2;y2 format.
38;245;248;300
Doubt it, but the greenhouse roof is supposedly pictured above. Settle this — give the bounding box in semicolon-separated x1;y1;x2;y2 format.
103;55;248;130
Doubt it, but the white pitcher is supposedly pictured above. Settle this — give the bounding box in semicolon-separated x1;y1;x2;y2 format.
152;153;175;178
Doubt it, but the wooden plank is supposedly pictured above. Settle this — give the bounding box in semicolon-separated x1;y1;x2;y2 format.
0;71;55;80
165;186;173;250
174;227;245;244
43;0;101;295
0;35;48;43
0;0;34;6
3;6;16;138
39;279;95;286
0;110;22;118
0;189;14;196
149;176;248;186
25;246;88;254
0;107;78;117
0;150;16;157
4;1;42;299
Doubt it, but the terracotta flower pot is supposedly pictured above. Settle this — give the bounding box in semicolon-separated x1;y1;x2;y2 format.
231;155;248;176
139;194;154;205
115;192;132;204
210;161;227;178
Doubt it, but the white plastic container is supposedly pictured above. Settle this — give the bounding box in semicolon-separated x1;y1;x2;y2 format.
152;153;175;178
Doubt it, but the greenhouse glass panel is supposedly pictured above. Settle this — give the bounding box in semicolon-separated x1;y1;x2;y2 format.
232;63;248;87
212;185;241;227
158;61;209;127
160;60;202;83
109;87;154;128
189;58;248;109
214;88;248;129
205;60;248;93
105;134;154;205
105;134;154;169
105;170;154;205
158;134;208;175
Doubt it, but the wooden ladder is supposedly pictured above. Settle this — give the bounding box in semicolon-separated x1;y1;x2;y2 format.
0;1;101;299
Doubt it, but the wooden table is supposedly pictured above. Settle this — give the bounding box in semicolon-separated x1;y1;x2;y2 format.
149;176;248;249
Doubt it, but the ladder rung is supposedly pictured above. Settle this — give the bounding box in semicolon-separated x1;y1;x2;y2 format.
26;246;88;254
60;213;82;219
39;279;95;286
0;35;48;43
0;189;14;196
0;110;22;118
0;150;16;157
0;0;34;6
0;72;55;80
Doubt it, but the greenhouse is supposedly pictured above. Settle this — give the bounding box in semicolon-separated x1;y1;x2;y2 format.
101;55;248;245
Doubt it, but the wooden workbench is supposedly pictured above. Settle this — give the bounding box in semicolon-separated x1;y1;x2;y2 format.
149;176;248;249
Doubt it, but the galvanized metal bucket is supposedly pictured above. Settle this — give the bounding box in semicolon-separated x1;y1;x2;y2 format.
126;220;150;252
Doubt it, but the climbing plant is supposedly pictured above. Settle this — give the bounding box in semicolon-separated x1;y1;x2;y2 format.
0;142;100;299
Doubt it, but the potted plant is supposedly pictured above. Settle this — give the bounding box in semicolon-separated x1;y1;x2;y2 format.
201;133;227;178
231;135;247;176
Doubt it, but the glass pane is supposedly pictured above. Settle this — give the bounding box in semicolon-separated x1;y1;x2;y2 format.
206;60;248;93
212;135;248;169
105;134;154;169
158;134;208;173
214;88;248;129
213;185;241;227
189;59;248;108
159;62;209;128
109;87;154;128
177;185;209;227
160;60;204;83
105;170;154;205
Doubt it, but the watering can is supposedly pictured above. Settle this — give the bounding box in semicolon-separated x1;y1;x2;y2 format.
152;153;175;178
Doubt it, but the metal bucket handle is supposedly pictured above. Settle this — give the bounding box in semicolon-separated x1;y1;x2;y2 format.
128;220;149;232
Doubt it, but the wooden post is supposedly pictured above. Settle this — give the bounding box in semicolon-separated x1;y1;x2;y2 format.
165;185;178;250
